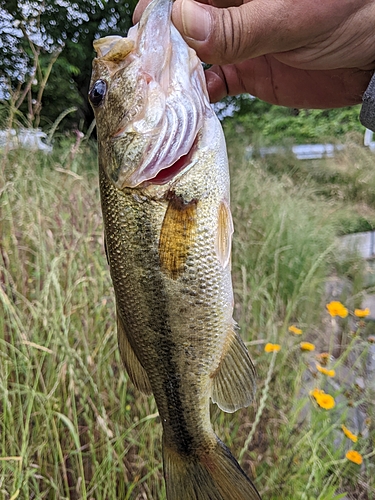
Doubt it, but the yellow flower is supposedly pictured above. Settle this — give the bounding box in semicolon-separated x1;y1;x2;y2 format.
315;392;335;410
326;301;348;318
341;424;358;443
264;343;281;353
346;450;363;465
316;363;335;377
310;388;335;410
309;388;323;398
288;325;303;335
300;342;315;351
354;308;370;318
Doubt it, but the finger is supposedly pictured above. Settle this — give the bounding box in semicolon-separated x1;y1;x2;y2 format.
206;57;373;108
171;0;360;66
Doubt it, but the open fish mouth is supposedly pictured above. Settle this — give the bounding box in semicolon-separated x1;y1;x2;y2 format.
138;137;198;187
90;0;212;189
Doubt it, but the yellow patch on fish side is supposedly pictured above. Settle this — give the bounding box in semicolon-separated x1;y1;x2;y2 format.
159;194;198;279
215;201;233;269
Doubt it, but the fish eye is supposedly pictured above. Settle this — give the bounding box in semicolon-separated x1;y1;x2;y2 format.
89;79;107;107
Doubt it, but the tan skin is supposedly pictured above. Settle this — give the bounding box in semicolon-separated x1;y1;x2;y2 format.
133;0;375;108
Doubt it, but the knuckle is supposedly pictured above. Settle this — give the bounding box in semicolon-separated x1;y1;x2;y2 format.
216;7;244;64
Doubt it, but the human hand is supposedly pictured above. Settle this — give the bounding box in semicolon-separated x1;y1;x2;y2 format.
133;0;375;108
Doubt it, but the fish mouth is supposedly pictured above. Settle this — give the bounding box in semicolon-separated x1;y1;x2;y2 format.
139;138;198;187
92;0;212;192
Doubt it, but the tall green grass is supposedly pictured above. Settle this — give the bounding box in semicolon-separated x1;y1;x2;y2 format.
1;138;374;499
1;147;163;499
227;129;375;235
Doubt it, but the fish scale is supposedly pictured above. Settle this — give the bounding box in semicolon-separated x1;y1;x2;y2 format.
89;0;261;498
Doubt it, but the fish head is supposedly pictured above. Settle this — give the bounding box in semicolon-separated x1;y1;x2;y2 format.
89;0;211;189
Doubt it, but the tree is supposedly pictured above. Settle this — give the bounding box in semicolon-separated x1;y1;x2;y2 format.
221;95;363;146
0;0;137;131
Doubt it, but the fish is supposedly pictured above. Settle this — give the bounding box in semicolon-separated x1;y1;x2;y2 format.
88;0;261;498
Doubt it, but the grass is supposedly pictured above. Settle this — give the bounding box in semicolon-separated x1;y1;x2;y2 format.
1;134;374;499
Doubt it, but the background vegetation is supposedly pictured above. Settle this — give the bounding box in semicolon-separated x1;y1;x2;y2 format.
0;0;136;130
1;129;374;499
1;1;374;499
217;97;364;145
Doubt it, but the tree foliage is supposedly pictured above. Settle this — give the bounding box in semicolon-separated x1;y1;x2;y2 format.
0;0;137;130
222;96;364;145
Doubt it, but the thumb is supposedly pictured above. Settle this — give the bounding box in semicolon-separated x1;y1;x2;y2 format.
172;0;255;65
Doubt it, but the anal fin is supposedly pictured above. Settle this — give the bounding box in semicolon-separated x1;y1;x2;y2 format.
117;313;152;395
211;325;256;413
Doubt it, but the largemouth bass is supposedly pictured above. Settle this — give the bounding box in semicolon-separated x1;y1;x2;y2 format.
89;0;260;498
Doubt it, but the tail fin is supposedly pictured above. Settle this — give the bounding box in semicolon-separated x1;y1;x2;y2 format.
163;436;261;500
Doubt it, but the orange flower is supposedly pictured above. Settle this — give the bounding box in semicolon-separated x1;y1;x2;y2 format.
316;364;335;377
341;424;358;443
264;343;281;353
316;352;331;366
346;450;363;465
300;342;315;351
288;325;303;335
326;301;348;318
354;308;370;318
310;388;335;410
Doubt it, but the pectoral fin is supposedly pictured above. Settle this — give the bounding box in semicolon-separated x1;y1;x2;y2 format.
117;314;152;395
216;200;233;269
211;325;256;413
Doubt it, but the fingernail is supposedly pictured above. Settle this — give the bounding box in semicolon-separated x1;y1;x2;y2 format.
180;0;211;41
